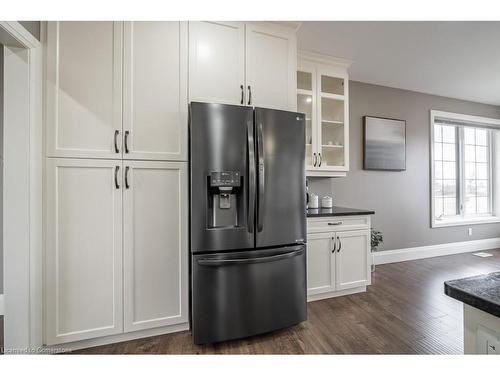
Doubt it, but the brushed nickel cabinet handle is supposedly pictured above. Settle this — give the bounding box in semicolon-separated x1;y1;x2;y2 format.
318;153;322;167
337;237;342;252
247;85;252;106
240;85;244;105
328;221;343;226
313;153;317;167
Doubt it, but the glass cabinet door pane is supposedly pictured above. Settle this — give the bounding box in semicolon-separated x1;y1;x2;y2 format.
321;75;344;95
321;97;344;123
297;71;312;91
297;93;313;166
320;97;345;167
320;146;344;167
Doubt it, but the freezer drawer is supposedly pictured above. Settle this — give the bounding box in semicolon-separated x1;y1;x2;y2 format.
192;245;307;344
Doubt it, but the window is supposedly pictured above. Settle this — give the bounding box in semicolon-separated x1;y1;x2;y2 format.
431;110;500;227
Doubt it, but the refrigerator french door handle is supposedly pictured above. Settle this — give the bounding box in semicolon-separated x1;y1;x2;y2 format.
197;248;304;267
247;121;256;233
257;122;265;232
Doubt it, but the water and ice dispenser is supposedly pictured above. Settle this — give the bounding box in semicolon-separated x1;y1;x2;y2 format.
207;171;244;228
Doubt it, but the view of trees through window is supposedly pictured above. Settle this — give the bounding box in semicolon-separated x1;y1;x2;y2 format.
434;123;491;220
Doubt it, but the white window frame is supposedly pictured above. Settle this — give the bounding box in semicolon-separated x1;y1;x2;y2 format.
430;110;500;228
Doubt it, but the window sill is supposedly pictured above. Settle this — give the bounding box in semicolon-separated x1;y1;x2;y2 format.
432;216;500;228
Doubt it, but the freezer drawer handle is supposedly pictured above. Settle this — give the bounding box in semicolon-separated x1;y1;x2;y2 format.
197;249;303;267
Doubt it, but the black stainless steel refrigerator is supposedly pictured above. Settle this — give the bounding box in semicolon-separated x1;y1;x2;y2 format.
189;102;307;345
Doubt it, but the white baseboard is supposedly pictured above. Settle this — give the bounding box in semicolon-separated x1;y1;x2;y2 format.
45;322;189;352
307;286;366;302
0;294;3;315
373;237;500;265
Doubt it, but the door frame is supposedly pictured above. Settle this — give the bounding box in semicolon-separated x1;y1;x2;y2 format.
0;21;42;351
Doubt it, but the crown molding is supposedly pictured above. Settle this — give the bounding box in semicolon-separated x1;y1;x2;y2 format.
298;49;353;69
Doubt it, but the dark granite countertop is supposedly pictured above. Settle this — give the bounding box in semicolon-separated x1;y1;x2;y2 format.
444;271;500;318
307;206;375;217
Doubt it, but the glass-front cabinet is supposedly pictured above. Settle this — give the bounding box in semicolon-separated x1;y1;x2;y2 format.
297;52;350;176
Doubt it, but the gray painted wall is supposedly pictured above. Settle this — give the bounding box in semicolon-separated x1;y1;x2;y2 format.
308;81;500;251
18;21;41;41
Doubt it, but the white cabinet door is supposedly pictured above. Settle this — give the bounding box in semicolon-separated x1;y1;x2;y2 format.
123;22;188;161
188;21;245;105
335;230;370;291
307;232;336;296
123;161;188;332
246;23;297;111
46;22;123;159
45;158;123;344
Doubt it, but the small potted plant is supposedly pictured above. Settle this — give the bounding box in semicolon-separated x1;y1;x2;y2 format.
371;229;383;272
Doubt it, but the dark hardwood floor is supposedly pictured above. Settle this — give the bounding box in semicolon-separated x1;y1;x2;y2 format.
74;249;500;354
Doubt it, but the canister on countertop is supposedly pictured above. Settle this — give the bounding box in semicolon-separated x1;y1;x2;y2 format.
309;193;319;209
321;196;333;208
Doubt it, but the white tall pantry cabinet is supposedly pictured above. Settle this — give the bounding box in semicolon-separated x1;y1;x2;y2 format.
44;21;189;346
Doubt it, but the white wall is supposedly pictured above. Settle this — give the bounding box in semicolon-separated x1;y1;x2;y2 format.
0;44;3;295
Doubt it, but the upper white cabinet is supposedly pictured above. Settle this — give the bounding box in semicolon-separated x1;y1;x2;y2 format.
46;21;188;161
46;22;123;159
298;51;351;177
45;158;123;344
245;23;297;110
188;21;245;106
123;161;188;332
188;21;297;111
123;22;188;161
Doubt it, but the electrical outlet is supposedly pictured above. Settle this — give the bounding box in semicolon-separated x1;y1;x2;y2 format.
468;227;473;236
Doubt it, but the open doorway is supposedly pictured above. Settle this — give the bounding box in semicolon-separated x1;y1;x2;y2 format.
0;42;3;353
0;22;42;353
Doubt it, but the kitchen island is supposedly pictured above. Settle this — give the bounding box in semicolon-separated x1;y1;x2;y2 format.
445;272;500;354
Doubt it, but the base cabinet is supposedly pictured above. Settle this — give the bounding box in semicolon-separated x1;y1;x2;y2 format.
307;216;371;300
123;161;188;332
45;159;188;344
45;159;124;344
335;230;370;290
307;233;336;296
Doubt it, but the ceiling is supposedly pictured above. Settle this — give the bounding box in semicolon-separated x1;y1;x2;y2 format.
297;22;500;106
